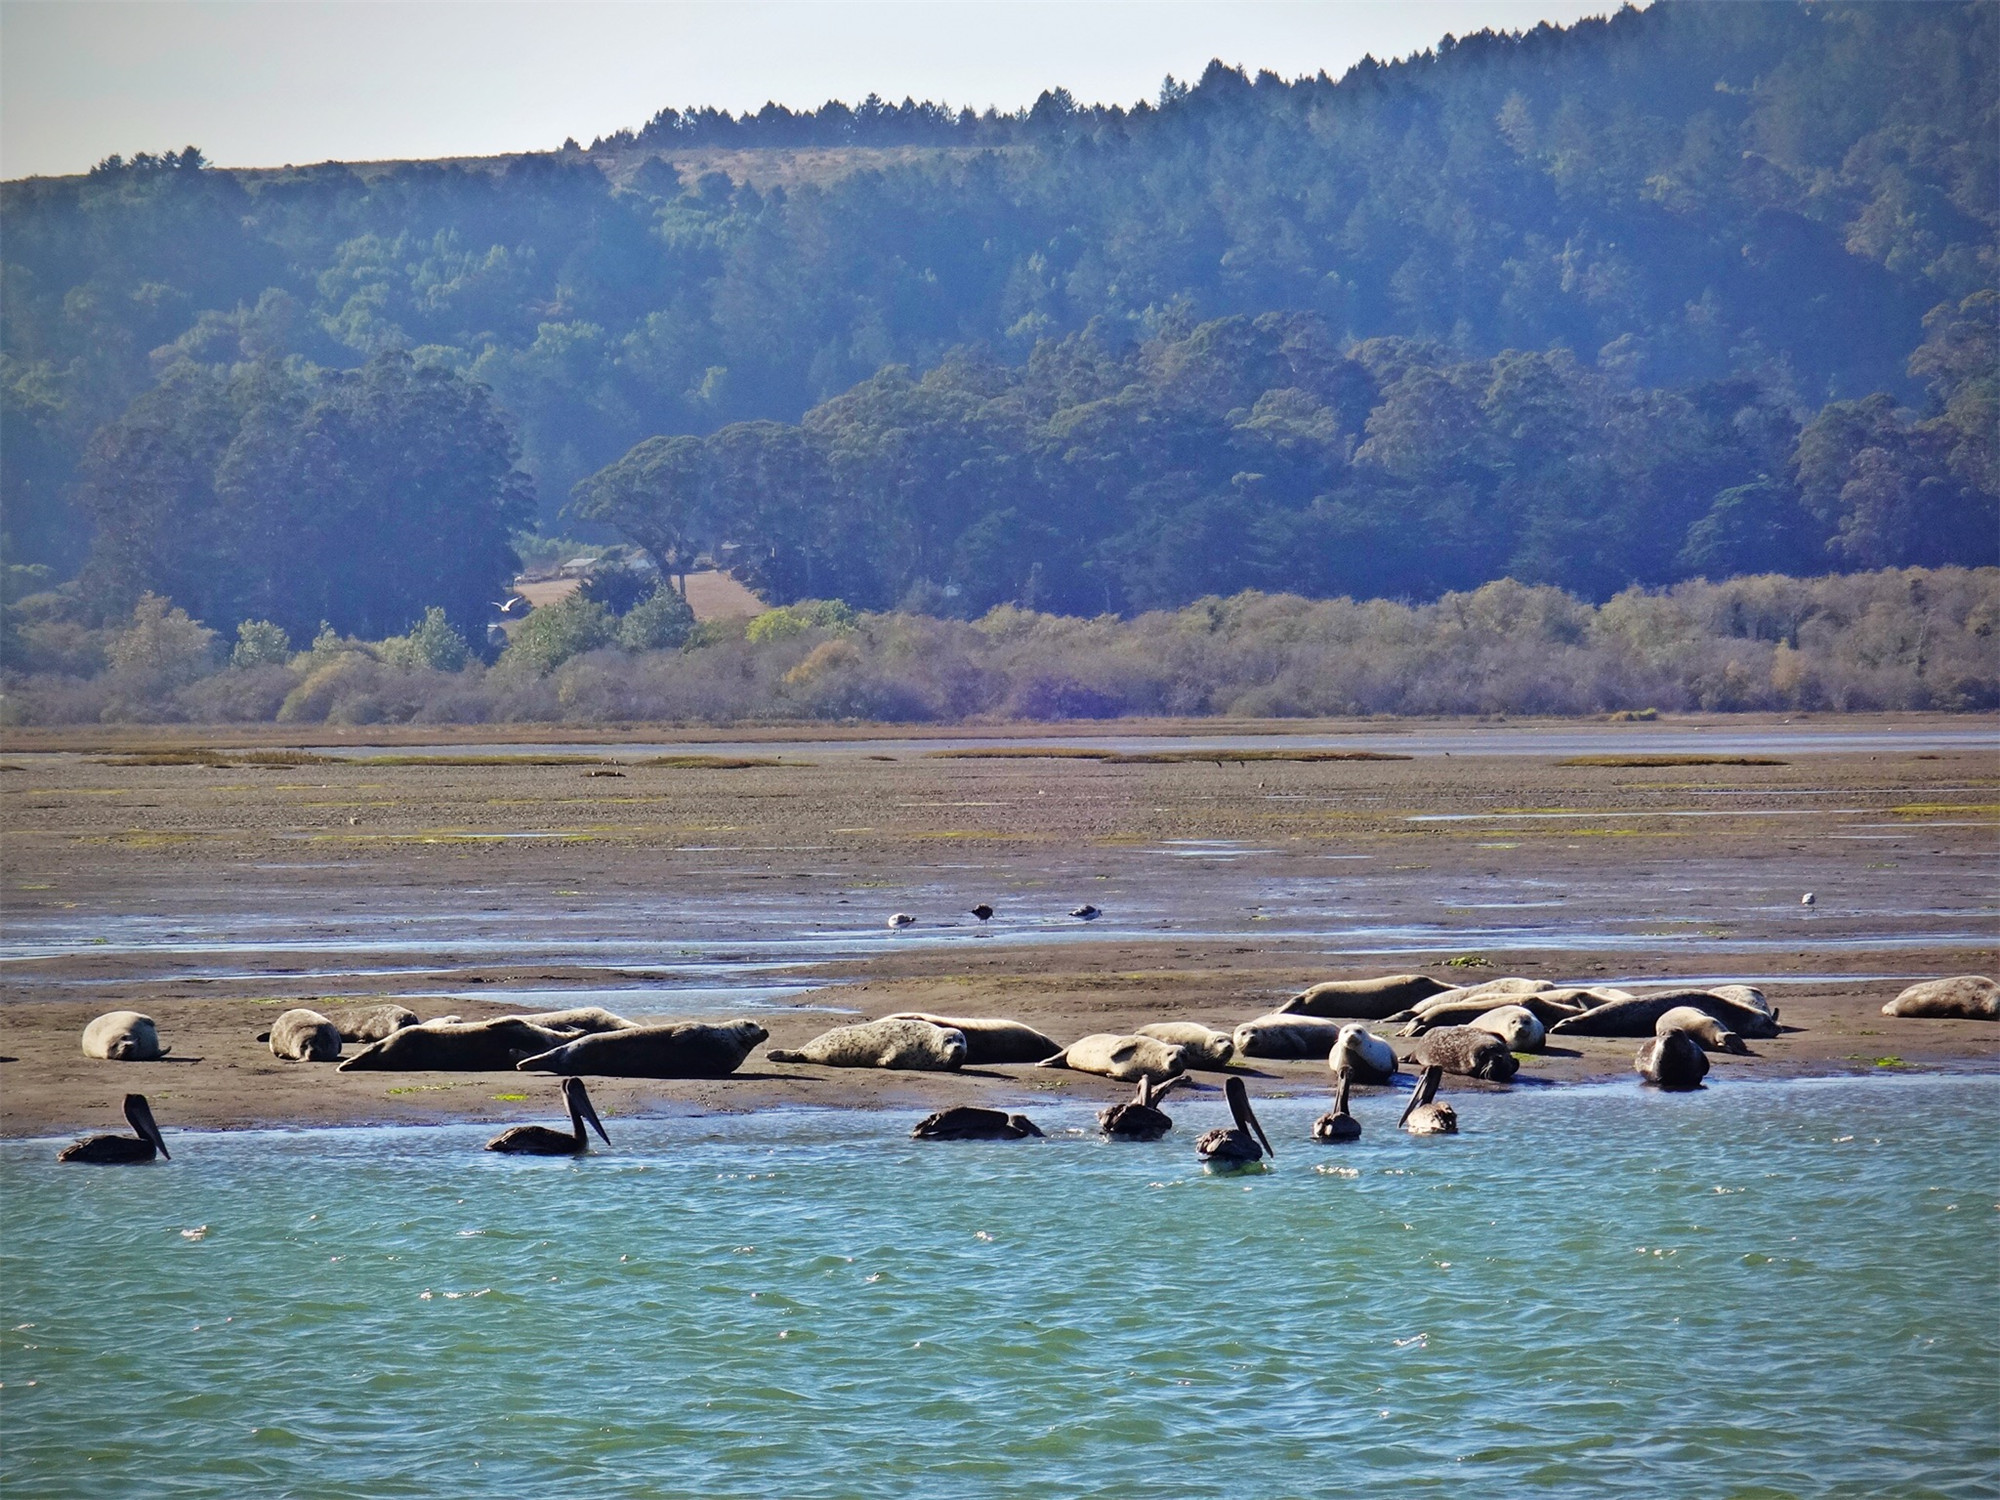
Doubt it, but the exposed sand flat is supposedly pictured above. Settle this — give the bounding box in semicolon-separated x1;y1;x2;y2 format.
2;716;1993;1135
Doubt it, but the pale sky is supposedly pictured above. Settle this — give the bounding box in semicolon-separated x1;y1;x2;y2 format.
2;1;1629;180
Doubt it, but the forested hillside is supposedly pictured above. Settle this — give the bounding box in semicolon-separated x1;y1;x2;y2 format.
2;1;1994;642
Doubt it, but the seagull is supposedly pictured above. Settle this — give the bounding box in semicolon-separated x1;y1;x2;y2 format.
1801;892;1816;907
1070;904;1101;921
887;913;917;929
969;904;994;921
492;595;527;615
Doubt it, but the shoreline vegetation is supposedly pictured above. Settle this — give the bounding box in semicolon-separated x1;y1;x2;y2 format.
3;566;1994;729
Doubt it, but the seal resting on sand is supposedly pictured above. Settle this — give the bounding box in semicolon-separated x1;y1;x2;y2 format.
1279;974;1451;1020
881;1013;1061;1065
331;1004;422;1043
80;1011;169;1061
1232;1012;1348;1060
1396;989;1601;1032
1654;1005;1747;1054
1636;1030;1709;1088
1134;1022;1235;1069
519;1019;768;1077
509;1007;637;1035
1403;1025;1519;1082
767;1018;965;1071
1037;1033;1187;1084
339;1017;571;1071
269;1008;342;1061
911;1106;1043;1140
1328;1024;1397;1084
1551;989;1779;1040
1882;976;1999;1020
1466;1004;1546;1053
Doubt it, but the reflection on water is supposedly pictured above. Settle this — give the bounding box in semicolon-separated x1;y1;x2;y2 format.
3;1074;1995;1498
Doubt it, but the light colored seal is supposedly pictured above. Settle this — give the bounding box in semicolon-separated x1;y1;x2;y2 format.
1037;1033;1187;1084
510;1007;637;1035
1636;1030;1709;1088
1399;989;1599;1032
80;1011;170;1061
338;1017;572;1071
767;1018;966;1071
269;1008;343;1061
1468;1004;1546;1053
882;1013;1063;1065
1134;1022;1236;1069
331;1004;422;1043
1232;1012;1349;1060
1882;975;1999;1020
517;1019;768;1077
1279;974;1452;1020
1655;1005;1747;1054
1328;1024;1397;1084
1551;989;1779;1040
1402;1025;1519;1082
1710;984;1773;1016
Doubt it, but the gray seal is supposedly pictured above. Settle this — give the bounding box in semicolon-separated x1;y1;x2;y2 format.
1037;1033;1187;1083
331;1004;422;1043
1551;989;1779;1040
1232;1012;1348;1060
1402;1025;1519;1082
767;1018;966;1071
1636;1030;1709;1088
269;1008;342;1061
338;1017;572;1071
1279;974;1451;1020
518;1019;768;1078
1655;1005;1747;1054
80;1011;170;1061
1134;1022;1236;1069
882;1012;1062;1065
1882;975;1998;1020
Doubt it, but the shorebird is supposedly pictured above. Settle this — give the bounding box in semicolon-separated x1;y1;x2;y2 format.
485;1078;610;1156
1070;904;1101;921
1801;892;1816;907
887;913;917;929
1195;1077;1274;1168
59;1094;170;1164
969;903;994;921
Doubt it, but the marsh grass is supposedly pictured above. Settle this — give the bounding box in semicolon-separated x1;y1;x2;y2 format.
1559;754;1790;767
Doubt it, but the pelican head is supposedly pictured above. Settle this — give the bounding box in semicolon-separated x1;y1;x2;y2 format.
563;1077;611;1145
1398;1065;1445;1129
1225;1076;1274;1159
125;1093;169;1159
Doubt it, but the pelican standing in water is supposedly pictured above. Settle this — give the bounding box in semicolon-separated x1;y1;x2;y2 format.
1195;1076;1274;1169
485;1078;610;1155
1099;1074;1193;1140
59;1094;170;1164
1398;1065;1459;1136
1312;1068;1361;1142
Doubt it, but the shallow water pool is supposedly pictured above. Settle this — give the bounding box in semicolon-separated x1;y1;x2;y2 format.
4;1074;1996;1498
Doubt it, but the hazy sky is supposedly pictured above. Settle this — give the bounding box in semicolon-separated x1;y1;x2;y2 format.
2;1;1627;180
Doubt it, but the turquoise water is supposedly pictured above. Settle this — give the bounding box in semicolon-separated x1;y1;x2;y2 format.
4;1075;1996;1499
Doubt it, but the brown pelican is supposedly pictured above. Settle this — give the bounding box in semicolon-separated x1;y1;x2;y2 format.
911;1106;1043;1140
1099;1074;1193;1140
1312;1068;1360;1142
58;1094;170;1164
1195;1076;1274;1168
485;1078;610;1155
1398;1065;1459;1136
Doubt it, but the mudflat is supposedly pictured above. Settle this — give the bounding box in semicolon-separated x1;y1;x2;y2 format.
2;714;1994;1137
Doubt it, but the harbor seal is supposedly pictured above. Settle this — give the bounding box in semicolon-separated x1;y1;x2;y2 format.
269;1008;343;1062
331;1003;422;1043
1467;1004;1547;1053
912;1106;1043;1140
1328;1024;1397;1084
1398;989;1599;1032
517;1019;768;1078
1402;1025;1519;1082
1232;1012;1348;1060
767;1018;966;1071
1279;974;1452;1020
1134;1022;1236;1069
882;1013;1062;1065
1655;1005;1747;1054
1882;975;1999;1020
80;1011;170;1061
1636;1030;1709;1088
1551;989;1779;1040
1037;1033;1187;1084
510;1006;637;1035
338;1017;571;1071
1710;984;1773;1016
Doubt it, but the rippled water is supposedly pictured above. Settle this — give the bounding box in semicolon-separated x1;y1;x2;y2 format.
4;1074;1995;1498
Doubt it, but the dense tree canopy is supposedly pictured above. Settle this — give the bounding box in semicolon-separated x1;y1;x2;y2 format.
2;0;1994;617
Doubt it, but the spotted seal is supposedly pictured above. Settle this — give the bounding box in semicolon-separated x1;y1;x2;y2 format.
518;1019;768;1077
269;1008;343;1061
1232;1012;1348;1060
767;1018;966;1071
1551;989;1779;1040
331;1003;423;1043
1636;1030;1709;1088
1278;974;1452;1020
1134;1022;1236;1070
338;1017;571;1071
882;1012;1062;1065
1881;975;1998;1020
1402;1025;1519;1082
1328;1024;1397;1084
1654;1005;1747;1054
1036;1033;1187;1084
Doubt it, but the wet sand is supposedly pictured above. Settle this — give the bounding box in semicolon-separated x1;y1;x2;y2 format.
2;714;1994;1136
